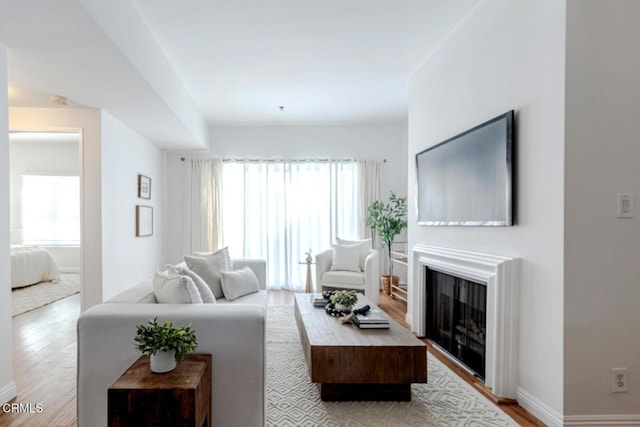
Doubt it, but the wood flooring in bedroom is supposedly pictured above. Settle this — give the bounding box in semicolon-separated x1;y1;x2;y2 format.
0;290;543;427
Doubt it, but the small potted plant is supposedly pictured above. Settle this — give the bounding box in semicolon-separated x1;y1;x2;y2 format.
134;318;199;373
330;290;358;312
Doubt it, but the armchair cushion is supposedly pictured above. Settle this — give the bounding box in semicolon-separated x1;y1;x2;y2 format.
330;243;362;272
336;237;371;271
322;270;365;286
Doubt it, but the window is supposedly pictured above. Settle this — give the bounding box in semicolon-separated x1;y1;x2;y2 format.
222;160;360;290
21;175;80;245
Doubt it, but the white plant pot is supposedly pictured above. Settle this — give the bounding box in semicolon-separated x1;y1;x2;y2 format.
150;349;176;373
335;303;352;313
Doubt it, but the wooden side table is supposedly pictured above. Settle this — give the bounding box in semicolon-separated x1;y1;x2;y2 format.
108;354;211;427
299;260;315;292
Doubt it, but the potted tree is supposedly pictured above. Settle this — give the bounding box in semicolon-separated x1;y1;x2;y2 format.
134;318;199;373
365;192;407;296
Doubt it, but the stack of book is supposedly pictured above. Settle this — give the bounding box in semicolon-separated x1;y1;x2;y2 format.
353;308;390;329
311;293;329;307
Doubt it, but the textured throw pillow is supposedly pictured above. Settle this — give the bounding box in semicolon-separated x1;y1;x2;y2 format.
153;267;203;304
179;266;216;303
194;246;233;270
220;266;260;301
330;243;362;272
184;250;230;299
336;237;371;271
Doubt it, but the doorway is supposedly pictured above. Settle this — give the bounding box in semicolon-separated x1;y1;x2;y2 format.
8;131;82;315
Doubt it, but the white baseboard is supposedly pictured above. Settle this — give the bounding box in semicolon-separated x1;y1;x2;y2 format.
0;381;17;406
517;387;563;427
59;267;80;273
564;415;640;426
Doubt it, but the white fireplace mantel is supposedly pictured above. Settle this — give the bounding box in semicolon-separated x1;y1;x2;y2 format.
410;243;520;398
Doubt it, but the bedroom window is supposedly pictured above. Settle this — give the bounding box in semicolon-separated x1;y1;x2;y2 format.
21;175;80;246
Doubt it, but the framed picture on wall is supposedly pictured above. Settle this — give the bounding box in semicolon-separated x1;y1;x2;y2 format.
138;174;151;199
136;205;153;237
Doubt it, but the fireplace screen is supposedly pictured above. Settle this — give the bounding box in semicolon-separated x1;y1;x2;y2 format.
425;268;487;378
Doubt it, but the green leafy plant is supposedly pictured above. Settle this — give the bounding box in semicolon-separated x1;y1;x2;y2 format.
364;191;408;277
134;318;198;362
330;290;358;307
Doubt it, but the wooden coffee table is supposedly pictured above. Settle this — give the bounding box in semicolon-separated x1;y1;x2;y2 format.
294;293;427;401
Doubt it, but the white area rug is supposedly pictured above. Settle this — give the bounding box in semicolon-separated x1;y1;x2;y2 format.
267;305;517;426
12;273;80;316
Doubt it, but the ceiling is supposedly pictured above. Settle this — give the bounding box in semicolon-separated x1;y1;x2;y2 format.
0;0;480;148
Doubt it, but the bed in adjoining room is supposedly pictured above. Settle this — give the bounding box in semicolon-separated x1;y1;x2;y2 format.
10;245;60;289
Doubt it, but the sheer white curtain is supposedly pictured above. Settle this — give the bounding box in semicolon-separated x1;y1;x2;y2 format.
183;158;223;254
358;160;381;242
222;160;360;290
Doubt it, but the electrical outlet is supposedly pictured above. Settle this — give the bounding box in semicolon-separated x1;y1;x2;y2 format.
612;368;628;393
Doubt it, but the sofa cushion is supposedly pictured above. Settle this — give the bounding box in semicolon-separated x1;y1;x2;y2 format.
153;267;203;304
184;248;231;299
336;237;371;271
216;289;268;305
220;266;260;302
330;243;361;272
179;267;216;303
322;270;365;286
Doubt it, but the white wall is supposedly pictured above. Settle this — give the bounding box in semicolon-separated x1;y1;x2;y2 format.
0;44;17;406
407;0;566;423
10;107;103;310
564;0;640;419
9;136;81;271
165;124;408;263
101;111;165;301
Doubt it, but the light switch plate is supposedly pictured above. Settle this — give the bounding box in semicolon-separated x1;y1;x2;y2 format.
618;193;634;218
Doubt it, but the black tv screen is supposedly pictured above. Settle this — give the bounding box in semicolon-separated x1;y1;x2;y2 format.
416;111;514;226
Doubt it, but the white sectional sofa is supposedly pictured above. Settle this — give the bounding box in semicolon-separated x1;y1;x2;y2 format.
77;259;267;427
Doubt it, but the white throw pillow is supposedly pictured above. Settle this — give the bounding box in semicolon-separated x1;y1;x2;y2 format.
330;243;362;273
179;266;216;303
184;250;230;299
153;267;203;304
220;266;260;301
336;237;371;271
194;246;232;270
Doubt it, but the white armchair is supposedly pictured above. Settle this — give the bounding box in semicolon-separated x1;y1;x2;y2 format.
315;246;380;305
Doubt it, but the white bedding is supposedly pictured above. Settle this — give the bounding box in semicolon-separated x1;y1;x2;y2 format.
10;245;60;289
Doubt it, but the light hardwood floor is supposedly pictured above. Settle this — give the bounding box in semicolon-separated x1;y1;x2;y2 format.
1;293;79;427
0;290;544;426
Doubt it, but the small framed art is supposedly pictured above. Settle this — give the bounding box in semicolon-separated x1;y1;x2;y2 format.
138;174;151;199
136;205;153;237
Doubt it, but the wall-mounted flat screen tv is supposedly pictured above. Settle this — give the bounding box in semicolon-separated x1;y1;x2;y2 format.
416;110;514;226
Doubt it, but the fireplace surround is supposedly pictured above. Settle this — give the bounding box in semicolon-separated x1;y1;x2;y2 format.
411;244;519;398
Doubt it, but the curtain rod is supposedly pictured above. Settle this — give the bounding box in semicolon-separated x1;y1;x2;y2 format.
180;157;387;163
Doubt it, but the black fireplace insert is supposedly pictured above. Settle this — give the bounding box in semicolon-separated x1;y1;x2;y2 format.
425;268;487;379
